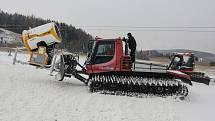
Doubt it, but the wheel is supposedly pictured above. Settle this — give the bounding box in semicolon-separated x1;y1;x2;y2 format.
177;85;189;100
155;86;165;94
177;85;188;97
176;85;183;95
88;81;94;93
124;85;133;92
140;85;149;93
108;83;116;91
55;55;65;81
182;86;188;97
50;54;57;74
93;82;102;90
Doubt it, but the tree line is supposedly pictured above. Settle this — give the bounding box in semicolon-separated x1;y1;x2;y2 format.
136;50;166;60
0;10;93;52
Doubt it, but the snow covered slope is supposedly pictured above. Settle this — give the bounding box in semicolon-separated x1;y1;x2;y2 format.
0;51;215;121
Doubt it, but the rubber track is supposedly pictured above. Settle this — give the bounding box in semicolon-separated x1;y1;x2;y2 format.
88;75;189;98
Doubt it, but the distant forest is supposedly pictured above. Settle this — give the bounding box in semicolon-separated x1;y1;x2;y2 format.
0;10;93;52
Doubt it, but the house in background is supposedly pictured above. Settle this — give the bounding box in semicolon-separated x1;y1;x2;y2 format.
0;28;22;47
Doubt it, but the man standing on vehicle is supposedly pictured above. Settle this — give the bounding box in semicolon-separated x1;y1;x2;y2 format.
127;33;137;63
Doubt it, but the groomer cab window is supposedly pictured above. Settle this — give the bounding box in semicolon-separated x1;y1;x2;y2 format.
182;55;194;68
93;40;115;64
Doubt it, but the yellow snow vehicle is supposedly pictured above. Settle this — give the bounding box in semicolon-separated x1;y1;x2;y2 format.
22;22;62;66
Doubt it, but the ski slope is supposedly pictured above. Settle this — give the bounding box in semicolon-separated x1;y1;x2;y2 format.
0;51;215;121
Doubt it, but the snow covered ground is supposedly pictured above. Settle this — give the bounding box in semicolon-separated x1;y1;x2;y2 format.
0;51;215;121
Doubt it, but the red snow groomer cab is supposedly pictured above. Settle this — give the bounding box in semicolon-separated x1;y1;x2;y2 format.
85;38;132;74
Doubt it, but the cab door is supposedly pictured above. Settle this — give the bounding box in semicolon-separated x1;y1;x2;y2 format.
86;40;116;73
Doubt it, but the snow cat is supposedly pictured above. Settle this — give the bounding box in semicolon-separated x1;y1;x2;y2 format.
14;23;193;98
50;38;192;97
135;52;211;85
168;52;210;85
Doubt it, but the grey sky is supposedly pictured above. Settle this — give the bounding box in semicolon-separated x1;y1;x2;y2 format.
1;0;215;53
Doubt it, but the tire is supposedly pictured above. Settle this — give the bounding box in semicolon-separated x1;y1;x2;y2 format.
155;86;165;94
55;55;65;81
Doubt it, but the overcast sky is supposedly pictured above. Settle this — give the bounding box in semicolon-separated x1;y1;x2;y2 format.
1;0;215;53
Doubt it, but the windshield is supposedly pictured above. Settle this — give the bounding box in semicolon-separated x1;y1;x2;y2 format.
96;43;114;56
87;40;115;64
183;55;193;67
169;54;194;70
173;56;181;63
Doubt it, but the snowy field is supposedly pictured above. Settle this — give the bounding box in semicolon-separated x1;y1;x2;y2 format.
0;51;215;121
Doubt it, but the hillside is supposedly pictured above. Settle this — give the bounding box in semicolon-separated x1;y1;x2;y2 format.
0;28;21;44
0;10;93;52
136;49;215;62
158;49;215;62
